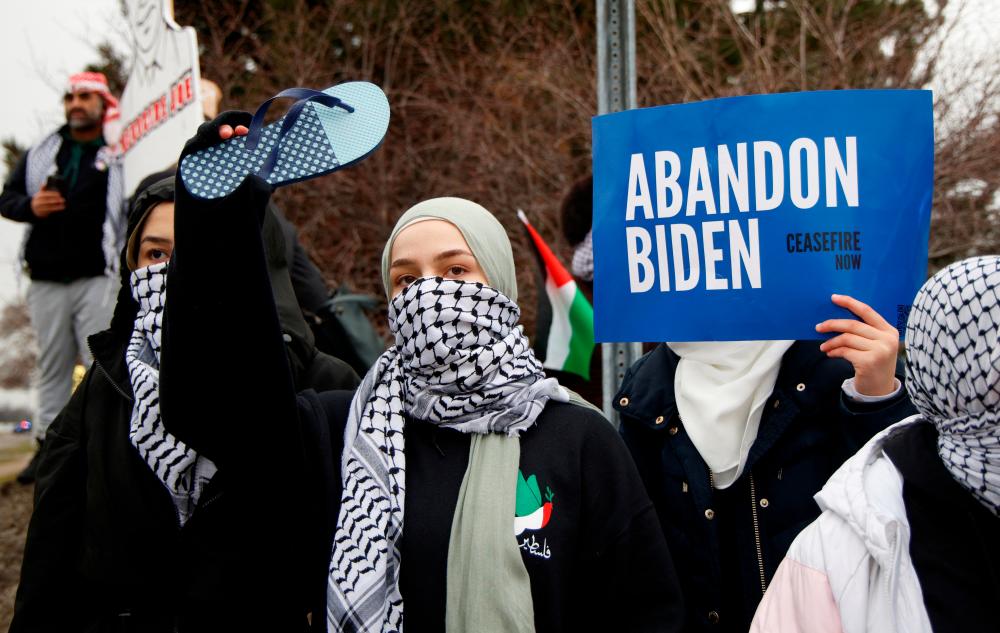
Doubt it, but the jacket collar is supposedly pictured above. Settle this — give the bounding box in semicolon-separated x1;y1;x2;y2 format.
614;341;829;428
614;343;680;422
617;340;830;405
617;342;835;475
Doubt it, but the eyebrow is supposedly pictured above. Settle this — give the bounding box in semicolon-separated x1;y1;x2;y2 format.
434;249;474;262
140;236;172;246
389;257;415;269
389;249;475;269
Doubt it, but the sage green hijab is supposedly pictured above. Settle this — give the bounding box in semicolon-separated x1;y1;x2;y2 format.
380;197;518;301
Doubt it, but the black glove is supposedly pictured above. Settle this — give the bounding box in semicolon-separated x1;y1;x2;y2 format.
180;110;253;160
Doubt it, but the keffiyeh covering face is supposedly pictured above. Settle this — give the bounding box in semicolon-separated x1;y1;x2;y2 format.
905;256;1000;516
328;276;567;632
126;262;217;525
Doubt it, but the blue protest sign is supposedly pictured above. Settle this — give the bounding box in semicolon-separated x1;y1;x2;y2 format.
592;90;933;342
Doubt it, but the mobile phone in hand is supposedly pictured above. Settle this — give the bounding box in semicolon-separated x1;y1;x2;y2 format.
44;175;67;197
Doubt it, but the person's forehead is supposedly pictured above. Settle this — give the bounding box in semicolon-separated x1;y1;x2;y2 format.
391;219;470;258
141;202;175;235
146;200;175;218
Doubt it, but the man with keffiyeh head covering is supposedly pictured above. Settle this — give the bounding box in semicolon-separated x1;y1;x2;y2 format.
751;255;1000;633
0;71;126;484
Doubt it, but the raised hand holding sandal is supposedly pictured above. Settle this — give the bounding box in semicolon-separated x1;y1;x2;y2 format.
179;81;390;199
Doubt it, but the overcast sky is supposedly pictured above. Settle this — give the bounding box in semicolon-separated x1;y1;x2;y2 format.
0;0;997;306
0;0;128;303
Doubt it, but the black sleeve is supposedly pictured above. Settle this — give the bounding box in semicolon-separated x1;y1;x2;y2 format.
581;412;684;633
276;210;331;314
10;370;92;632
837;356;916;450
158;113;316;617
0;153;37;223
159;112;300;473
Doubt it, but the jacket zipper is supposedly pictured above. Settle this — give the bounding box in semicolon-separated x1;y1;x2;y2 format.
88;341;134;402
749;472;768;596
198;489;224;512
709;470;769;596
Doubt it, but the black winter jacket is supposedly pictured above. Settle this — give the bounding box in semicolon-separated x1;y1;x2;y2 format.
10;327;323;632
0;126;110;281
10;172;357;632
614;342;916;633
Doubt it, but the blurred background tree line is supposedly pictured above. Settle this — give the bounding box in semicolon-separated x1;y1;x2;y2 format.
2;0;998;388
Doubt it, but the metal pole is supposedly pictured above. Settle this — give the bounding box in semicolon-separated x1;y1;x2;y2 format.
597;0;643;426
597;0;637;115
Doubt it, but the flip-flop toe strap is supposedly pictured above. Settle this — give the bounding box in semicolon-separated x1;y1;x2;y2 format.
245;88;355;180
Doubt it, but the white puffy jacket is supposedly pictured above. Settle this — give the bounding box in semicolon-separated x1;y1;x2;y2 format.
749;418;933;633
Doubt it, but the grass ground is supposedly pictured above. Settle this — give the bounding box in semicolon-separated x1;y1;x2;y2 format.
0;433;33;484
0;480;31;630
0;432;34;629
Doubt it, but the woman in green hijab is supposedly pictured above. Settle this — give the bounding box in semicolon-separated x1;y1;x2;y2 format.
159;114;682;633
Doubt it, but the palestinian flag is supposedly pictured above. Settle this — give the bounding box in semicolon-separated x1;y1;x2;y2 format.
517;210;595;379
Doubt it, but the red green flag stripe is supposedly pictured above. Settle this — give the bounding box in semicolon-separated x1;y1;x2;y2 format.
518;210;595;379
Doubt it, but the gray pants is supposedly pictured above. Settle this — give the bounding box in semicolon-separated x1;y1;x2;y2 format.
27;275;114;439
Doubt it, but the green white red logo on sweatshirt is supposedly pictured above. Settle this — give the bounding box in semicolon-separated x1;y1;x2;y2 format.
515;469;554;536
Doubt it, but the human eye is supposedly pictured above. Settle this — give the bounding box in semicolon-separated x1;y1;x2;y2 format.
395;274;417;289
146;247;170;263
446;265;468;277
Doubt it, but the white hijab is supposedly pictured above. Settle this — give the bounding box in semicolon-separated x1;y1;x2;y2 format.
668;340;794;489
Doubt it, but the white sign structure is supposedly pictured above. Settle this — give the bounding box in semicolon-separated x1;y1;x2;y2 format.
118;0;203;196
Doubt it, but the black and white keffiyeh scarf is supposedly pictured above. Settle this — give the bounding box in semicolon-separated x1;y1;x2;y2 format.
571;230;594;282
905;255;1000;516
126;262;217;526
327;277;568;632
